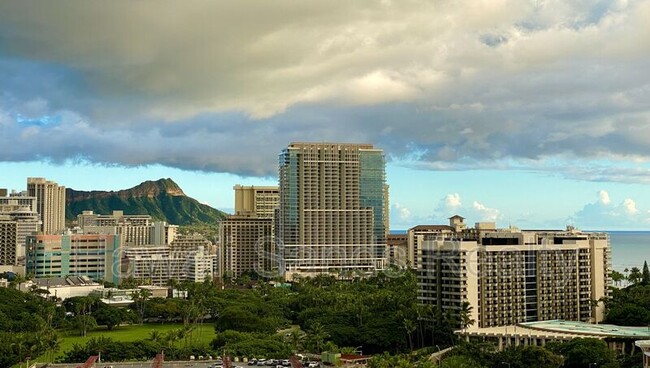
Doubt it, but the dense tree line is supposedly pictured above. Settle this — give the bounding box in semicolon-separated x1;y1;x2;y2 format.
605;261;650;326
3;260;650;366
370;338;637;368
59;335;215;362
0;287;61;367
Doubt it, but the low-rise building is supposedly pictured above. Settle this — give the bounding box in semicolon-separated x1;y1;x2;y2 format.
635;340;650;368
459;320;650;354
20;275;102;300
123;239;215;286
26;233;121;284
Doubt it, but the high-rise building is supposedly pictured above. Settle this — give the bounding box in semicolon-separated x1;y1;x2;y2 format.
219;185;277;279
0;190;40;264
0;218;17;266
27;177;66;235
219;216;273;279
386;233;408;267
406;224;455;269
0;190;38;213
277;142;387;276
26;233;121;284
417;223;611;328
233;185;279;219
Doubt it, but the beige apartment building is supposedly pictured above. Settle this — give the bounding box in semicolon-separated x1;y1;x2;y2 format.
406;224;456;269
0;190;40;264
219;185;278;279
77;210;177;246
418;221;611;328
219;216;274;279
386;233;408;268
233;185;279;219
0;189;38;213
277;142;387;276
27;177;66;235
124;234;215;285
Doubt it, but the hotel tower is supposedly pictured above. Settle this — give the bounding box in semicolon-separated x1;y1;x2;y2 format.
277;142;387;277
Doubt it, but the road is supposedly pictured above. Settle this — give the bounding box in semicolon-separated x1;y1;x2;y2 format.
46;360;291;368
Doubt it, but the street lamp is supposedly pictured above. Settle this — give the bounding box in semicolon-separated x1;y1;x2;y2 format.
354;345;363;355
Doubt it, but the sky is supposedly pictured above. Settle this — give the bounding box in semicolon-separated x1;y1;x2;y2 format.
1;0;650;230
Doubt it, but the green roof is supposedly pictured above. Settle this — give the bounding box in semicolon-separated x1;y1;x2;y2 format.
520;320;650;339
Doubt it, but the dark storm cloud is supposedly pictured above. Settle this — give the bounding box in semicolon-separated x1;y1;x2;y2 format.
1;0;650;179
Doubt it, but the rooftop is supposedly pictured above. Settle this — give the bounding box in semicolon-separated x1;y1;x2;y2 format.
460;320;650;341
520;320;650;339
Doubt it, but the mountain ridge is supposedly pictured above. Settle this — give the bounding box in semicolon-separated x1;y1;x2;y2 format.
65;178;226;226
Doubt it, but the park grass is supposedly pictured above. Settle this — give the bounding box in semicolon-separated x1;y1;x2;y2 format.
32;322;216;364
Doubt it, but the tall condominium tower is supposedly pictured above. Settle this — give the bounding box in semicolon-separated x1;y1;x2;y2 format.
278;142;387;276
27;177;66;235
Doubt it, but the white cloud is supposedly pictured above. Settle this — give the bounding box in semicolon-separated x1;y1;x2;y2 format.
472;201;502;222
572;191;647;229
433;193;502;224
598;190;611;205
623;198;637;214
393;202;412;221
445;193;462;208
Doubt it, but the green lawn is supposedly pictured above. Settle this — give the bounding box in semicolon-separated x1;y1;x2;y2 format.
33;323;216;364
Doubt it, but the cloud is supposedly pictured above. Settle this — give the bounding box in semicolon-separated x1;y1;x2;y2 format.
623;198;638;214
472;201;502;222
444;193;462;209
598;190;611;205
571;190;649;229
1;1;650;177
392;202;412;221
434;193;502;224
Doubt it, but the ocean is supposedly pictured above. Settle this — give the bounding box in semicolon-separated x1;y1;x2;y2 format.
609;231;650;271
390;230;650;272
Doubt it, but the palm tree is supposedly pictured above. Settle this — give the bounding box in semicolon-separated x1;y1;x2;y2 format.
46;332;60;363
590;299;602;324
308;322;330;353
288;331;306;353
402;317;416;351
628;267;642;284
611;270;624;287
458;302;475;333
132;288;151;324
148;330;163;343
